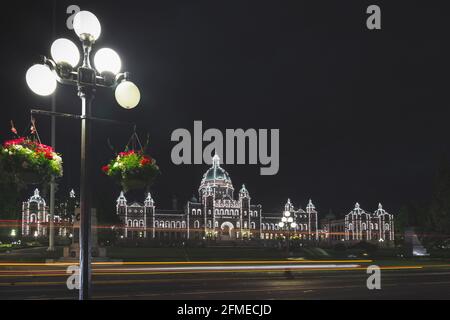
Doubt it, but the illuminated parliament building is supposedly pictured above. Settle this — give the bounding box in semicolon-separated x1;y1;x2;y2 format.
21;155;395;245
116;155;319;241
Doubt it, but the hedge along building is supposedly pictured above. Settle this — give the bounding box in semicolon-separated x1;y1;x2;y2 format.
116;155;320;241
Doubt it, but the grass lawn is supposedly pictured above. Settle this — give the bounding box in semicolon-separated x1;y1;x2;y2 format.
106;246;288;261
1;245;449;265
0;246;63;262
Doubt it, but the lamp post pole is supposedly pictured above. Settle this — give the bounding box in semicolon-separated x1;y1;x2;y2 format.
78;85;94;300
47;0;56;254
286;226;290;257
48;93;56;252
26;10;141;300
279;211;296;258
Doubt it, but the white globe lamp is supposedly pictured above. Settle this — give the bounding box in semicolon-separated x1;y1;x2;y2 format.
115;80;140;109
73;11;101;41
26;64;57;96
94;48;121;74
50;38;80;67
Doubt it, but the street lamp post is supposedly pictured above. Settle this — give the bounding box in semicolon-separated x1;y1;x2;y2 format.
26;11;141;300
10;229;17;242
278;211;297;257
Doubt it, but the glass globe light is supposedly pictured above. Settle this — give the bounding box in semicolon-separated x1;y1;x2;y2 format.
51;38;80;67
278;222;285;228
26;64;57;96
291;222;297;228
288;217;293;223
73;11;101;41
94;48;121;74
115;80;140;109
282;217;287;223
284;211;291;217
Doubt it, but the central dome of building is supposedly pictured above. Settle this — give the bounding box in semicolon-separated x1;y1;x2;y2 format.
199;155;234;199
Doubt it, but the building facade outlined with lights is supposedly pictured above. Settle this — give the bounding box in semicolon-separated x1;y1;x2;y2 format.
116;155;320;241
21;189;76;238
20;155;395;245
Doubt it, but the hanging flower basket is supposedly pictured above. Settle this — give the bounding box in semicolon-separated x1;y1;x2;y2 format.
0;137;63;186
102;150;160;192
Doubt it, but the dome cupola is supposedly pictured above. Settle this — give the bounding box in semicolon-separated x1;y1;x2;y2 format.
199;154;234;199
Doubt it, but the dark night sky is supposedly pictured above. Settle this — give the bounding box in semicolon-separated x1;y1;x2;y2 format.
1;0;449;216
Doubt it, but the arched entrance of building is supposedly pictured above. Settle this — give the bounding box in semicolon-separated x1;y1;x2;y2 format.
220;221;235;240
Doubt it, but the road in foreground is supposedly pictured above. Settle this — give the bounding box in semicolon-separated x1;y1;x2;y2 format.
0;260;449;299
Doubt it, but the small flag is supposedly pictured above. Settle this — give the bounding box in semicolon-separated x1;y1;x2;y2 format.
10;120;17;135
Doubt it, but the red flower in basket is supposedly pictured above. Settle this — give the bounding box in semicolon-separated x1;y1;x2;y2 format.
140;156;152;166
119;150;135;157
1;136;63;186
102;148;159;192
3;137;25;147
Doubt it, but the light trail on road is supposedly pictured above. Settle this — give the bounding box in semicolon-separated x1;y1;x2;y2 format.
0;259;373;267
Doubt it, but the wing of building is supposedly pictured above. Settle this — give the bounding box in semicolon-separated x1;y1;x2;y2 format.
21;188;76;238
